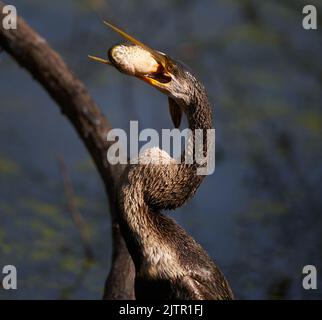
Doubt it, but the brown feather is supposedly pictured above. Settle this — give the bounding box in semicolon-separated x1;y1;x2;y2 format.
168;97;182;128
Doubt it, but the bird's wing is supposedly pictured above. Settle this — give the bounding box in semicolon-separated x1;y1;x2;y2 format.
179;270;234;300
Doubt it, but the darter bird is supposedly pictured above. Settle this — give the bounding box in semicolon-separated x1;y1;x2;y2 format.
89;21;234;300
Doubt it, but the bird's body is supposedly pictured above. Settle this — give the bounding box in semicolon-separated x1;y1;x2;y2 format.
89;21;234;300
120;186;233;300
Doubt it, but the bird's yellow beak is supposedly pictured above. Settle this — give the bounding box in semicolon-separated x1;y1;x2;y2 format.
88;21;182;127
88;55;111;65
88;20;172;89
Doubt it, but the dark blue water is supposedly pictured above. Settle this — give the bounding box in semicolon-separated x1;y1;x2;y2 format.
1;0;322;299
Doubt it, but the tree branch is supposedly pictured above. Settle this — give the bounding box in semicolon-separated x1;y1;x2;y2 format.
0;2;135;299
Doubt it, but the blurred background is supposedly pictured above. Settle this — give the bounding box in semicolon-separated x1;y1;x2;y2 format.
0;0;322;299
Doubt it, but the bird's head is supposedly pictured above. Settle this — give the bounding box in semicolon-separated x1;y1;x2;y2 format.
89;21;197;128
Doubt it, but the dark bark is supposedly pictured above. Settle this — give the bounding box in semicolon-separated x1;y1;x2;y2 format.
0;2;135;299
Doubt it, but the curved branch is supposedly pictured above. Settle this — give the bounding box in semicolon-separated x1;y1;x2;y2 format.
0;2;135;299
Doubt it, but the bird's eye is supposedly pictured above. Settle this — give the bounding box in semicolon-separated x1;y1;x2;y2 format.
167;64;176;74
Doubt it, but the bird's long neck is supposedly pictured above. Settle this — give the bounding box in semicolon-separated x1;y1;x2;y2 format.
181;84;213;173
185;84;213;131
118;82;213;270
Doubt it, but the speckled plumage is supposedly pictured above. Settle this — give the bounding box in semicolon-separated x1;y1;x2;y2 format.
114;51;234;300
